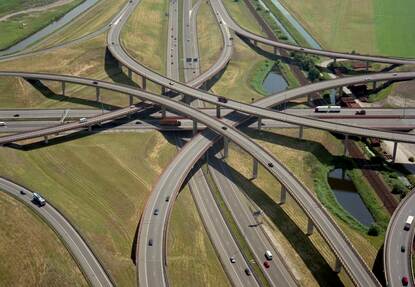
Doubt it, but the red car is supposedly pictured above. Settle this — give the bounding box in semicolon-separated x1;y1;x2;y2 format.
264;261;270;269
402;276;408;286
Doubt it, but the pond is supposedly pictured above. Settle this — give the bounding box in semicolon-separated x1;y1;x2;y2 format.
262;71;288;95
0;0;99;56
328;168;375;227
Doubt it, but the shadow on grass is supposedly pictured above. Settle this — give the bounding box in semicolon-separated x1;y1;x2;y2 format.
26;79;121;110
218;157;344;286
104;48;141;88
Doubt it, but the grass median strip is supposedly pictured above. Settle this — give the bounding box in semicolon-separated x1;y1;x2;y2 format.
202;163;271;287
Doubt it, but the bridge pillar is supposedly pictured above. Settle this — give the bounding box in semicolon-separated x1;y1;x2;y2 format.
306;218;314;235
216;105;221;118
307;95;312;106
142;77;147;90
61;82;66;96
253;40;257;46
96;87;100;102
161;106;166;118
192;120;197;135
334;257;342;273
338;86;343;97
273;46;277;55
298;125;304;139
252;158;258;179
223;137;229;159
365;61;369;71
88;126;92;132
333;58;337;64
343;135;349;156
392;142;398;163
161;86;166;95
373;81;377;89
280;186;287;204
128;68;132;79
257;117;262;130
44;136;48;144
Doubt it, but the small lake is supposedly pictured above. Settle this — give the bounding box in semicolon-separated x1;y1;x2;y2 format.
0;0;98;55
328;168;375;227
262;71;288;95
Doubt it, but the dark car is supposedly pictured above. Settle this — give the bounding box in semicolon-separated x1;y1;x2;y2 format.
401;245;406;252
154;208;159;215
92;81;98;85
165;196;170;202
13;114;19;117
268;163;274;168
355;109;366;115
218;96;228;103
264;261;270;268
20;190;26;195
245;268;251;276
402;276;409;286
148;239;153;246
222;126;227;131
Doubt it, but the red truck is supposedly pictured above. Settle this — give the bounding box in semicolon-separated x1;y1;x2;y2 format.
159;118;181;126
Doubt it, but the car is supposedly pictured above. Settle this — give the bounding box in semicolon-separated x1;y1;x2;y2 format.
221;126;227;130
0;122;6;126
393;73;398;76
402;276;409;286
20;190;26;195
401;245;406;252
92;81;98;85
264;261;270;268
13;114;19;117
79;117;88;123
244;268;251;276
169;82;174;85
365;77;371;82
218;96;228;103
165;196;170;202
355;109;366;115
154;208;159;215
148;239;153;246
268;163;274;168
130;105;135;108
230;257;236;263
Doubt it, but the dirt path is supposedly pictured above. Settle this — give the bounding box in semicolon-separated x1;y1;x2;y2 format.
0;0;74;22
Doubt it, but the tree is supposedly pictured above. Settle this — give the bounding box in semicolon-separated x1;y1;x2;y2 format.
367;223;380;236
308;67;320;81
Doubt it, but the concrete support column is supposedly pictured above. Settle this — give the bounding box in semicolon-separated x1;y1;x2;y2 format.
338;86;343;97
392;142;398;163
334;258;342;273
44;136;48;144
223;137;229;159
61;82;66;96
257;117;262;130
216;105;221;118
273;46;277;55
366;61;369;71
253;40;257;46
343;135;349;156
161;106;166;118
129;95;133;106
142;77;147;90
192;120;197;136
88;126;92;132
333;58;337;64
299;125;304;139
161;86;166;95
306;218;314;235
96;87;100;102
307;95;312;106
373;81;377;89
128;68;132;79
252;158;258;179
280;186;287;204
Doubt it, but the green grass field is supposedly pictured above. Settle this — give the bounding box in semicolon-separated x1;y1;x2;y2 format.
0;192;87;286
0;132;176;287
0;0;84;50
168;186;231;287
278;0;415;57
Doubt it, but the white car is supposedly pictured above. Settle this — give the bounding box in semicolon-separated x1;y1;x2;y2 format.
0;122;6;126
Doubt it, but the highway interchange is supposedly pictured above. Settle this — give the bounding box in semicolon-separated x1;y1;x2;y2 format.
0;0;415;287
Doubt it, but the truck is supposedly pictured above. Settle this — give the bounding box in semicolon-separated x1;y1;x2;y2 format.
404;216;413;231
159;118;181;126
314;105;341;113
32;192;46;207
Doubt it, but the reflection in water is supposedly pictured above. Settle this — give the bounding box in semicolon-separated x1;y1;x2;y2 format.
262;71;288;95
328;169;375;226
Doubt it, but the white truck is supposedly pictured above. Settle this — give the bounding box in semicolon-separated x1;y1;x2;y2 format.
314;105;341;113
404;215;414;231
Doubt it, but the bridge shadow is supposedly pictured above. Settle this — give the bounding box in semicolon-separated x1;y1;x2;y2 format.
201;62;229;92
241;127;389;172
211;153;344;286
26;79;120;110
104;48;141;88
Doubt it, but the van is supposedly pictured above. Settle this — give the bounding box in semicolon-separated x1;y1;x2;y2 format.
265;250;273;260
79;117;87;123
32;192;46;207
0;122;6;126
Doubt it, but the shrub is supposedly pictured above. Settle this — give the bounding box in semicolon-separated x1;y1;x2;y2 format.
367;223;380;236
